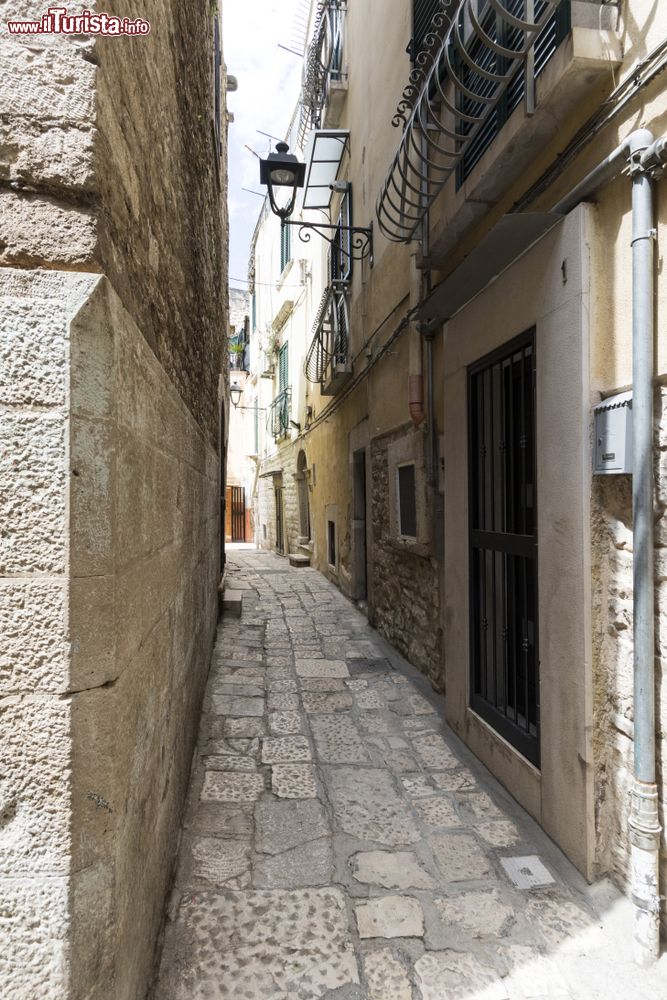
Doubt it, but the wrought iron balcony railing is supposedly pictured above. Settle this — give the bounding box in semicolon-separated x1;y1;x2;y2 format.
376;0;566;243
267;387;291;439
298;0;347;146
304;283;351;396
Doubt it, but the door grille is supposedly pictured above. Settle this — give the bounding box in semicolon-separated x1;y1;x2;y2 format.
468;330;539;765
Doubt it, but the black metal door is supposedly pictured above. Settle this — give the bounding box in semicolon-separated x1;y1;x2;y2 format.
468;330;539;766
230;486;246;543
275;484;284;555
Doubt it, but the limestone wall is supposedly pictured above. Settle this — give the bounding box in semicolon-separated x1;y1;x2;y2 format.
1;271;220;999
592;386;667;933
1;2;227;994
0;269;97;1000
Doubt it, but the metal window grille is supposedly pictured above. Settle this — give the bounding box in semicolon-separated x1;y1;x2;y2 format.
468;330;539;766
299;1;347;146
397;464;417;538
267;387;291;439
327;520;336;566
410;0;444;62
457;1;571;187
376;0;563;243
280;223;291;273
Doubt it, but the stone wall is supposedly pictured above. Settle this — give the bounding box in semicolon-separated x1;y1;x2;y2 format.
255;445;302;557
95;0;227;444
1;3;227;997
369;429;444;690
1;0;227;444
592;385;667;934
0;272;220;999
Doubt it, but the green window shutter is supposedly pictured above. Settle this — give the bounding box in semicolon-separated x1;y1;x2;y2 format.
279;342;289;392
411;0;441;62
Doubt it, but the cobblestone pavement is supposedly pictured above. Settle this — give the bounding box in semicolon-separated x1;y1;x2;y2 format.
153;549;666;999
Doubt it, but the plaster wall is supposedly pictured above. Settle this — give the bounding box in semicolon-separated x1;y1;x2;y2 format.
443;206;595;877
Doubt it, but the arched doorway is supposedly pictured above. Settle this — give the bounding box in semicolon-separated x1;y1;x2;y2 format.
296;450;311;543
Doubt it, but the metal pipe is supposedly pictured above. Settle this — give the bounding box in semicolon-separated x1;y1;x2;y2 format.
628;158;661;968
551;129;654;215
424;330;437;486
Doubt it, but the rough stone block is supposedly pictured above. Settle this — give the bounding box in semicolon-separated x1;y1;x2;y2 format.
0;296;67;407
0;581;67;694
0;877;69;1000
0;38;96;122
0;191;98;268
355;895;424;939
0;411;67;574
0;697;71;875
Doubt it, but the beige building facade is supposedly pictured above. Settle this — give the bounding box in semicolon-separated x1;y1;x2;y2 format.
249;0;667;954
1;4;229;998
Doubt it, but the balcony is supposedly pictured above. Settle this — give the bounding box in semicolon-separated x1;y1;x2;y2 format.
298;0;347;145
376;0;620;252
304;283;351;396
267;387;291;439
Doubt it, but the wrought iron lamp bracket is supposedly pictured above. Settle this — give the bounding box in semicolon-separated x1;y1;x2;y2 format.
282;219;373;263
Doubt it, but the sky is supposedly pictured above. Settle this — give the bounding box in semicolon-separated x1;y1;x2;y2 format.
223;0;309;290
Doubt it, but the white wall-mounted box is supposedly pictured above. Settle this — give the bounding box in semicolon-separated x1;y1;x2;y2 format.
593;391;632;475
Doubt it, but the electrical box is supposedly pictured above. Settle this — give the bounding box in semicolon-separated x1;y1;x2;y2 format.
593;391;632;475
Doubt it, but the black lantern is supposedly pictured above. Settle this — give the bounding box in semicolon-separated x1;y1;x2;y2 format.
230;381;242;408
259;142;306;219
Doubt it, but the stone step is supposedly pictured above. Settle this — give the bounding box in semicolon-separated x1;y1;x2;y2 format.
288;553;311;568
221;589;243;617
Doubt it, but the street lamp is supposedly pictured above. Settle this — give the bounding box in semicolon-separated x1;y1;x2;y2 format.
230;381;242;408
258;142;373;262
259;142;306;219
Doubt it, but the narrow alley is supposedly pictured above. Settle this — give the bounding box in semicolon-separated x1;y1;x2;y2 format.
153;549;666;1000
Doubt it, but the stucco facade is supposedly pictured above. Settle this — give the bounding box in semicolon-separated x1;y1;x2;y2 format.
1;4;228;998
246;0;667;944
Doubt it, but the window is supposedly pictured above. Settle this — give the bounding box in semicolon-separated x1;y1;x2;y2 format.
397;464;417;538
410;0;442;63
457;1;571;187
251;290;256;332
327;520;336;567
280;222;291;273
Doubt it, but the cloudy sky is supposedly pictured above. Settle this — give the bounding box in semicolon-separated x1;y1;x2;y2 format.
223;0;308;289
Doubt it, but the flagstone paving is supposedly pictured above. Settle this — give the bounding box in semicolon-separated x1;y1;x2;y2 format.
153;548;667;1000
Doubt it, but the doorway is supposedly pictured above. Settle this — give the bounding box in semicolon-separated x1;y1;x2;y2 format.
352;448;368;602
296;450;311;542
274;475;285;556
468;330;539;766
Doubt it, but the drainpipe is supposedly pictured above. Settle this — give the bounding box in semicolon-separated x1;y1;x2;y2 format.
551;128;662;965
629;135;661;968
409;249;425;427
